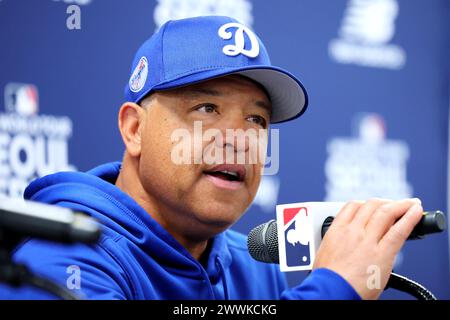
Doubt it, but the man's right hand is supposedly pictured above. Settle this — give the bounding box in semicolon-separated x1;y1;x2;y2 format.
312;198;423;300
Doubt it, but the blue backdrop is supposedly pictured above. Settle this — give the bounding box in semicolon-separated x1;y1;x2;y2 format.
0;0;449;299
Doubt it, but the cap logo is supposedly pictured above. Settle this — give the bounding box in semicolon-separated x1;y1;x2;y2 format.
218;22;260;58
129;56;148;92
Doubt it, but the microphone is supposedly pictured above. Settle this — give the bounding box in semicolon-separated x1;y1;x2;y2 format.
0;198;101;244
321;211;447;240
247;210;446;265
0;198;101;300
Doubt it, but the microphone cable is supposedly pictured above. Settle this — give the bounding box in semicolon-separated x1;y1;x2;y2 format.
386;272;437;300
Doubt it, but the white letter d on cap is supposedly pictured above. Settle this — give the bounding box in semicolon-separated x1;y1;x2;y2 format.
218;23;260;58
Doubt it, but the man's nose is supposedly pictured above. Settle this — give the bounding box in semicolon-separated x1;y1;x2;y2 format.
213;117;250;153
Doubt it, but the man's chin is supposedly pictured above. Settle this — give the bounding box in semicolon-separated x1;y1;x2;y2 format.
189;207;245;235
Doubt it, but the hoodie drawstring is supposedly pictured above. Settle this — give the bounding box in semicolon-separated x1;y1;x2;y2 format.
215;257;229;300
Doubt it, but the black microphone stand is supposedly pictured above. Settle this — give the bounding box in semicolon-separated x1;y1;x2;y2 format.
0;226;82;300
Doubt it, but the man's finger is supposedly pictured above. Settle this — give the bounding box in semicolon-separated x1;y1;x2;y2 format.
350;198;392;228
332;200;364;226
366;198;422;242
379;203;423;255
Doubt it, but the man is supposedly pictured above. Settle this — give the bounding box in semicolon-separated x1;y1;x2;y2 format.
0;16;422;300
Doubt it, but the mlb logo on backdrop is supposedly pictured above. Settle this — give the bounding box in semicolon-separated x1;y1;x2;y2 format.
0;82;76;198
276;204;315;271
4;83;39;116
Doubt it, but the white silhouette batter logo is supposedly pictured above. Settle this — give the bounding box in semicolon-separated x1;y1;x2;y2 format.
286;208;311;263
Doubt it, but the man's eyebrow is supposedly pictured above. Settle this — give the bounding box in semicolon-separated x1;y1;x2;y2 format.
181;88;223;97
254;100;272;116
181;87;272;116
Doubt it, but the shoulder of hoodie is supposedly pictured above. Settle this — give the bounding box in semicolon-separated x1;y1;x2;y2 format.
224;228;250;251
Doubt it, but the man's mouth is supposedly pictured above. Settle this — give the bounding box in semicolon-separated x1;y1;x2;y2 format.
203;164;246;190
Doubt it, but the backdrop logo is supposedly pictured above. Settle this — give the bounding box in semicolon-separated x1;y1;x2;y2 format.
153;0;254;29
4;83;39;116
324;113;412;201
0;83;76;198
328;0;406;70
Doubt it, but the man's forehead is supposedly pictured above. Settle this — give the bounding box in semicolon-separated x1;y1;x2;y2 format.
181;75;267;94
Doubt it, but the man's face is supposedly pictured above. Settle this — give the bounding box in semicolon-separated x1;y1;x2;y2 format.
137;75;271;239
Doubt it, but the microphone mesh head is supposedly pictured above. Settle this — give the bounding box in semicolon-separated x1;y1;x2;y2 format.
247;220;279;264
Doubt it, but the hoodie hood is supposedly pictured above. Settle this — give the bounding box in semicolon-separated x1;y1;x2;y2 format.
24;162;232;283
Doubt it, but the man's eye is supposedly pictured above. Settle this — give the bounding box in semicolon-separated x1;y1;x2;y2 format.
247;115;267;128
195;104;218;114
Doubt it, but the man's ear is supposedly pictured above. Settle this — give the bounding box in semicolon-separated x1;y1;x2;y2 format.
118;102;145;157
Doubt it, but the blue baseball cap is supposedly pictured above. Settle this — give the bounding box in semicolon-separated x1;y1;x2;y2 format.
124;16;308;123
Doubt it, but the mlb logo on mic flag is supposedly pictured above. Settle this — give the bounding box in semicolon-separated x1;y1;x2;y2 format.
276;204;315;272
276;202;347;272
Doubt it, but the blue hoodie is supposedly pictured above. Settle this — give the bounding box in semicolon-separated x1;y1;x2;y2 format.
0;162;361;300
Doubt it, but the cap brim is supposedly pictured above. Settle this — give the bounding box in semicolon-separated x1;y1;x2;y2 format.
153;66;308;123
234;67;308;123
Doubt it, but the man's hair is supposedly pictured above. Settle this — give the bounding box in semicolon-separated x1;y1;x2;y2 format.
138;92;156;109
